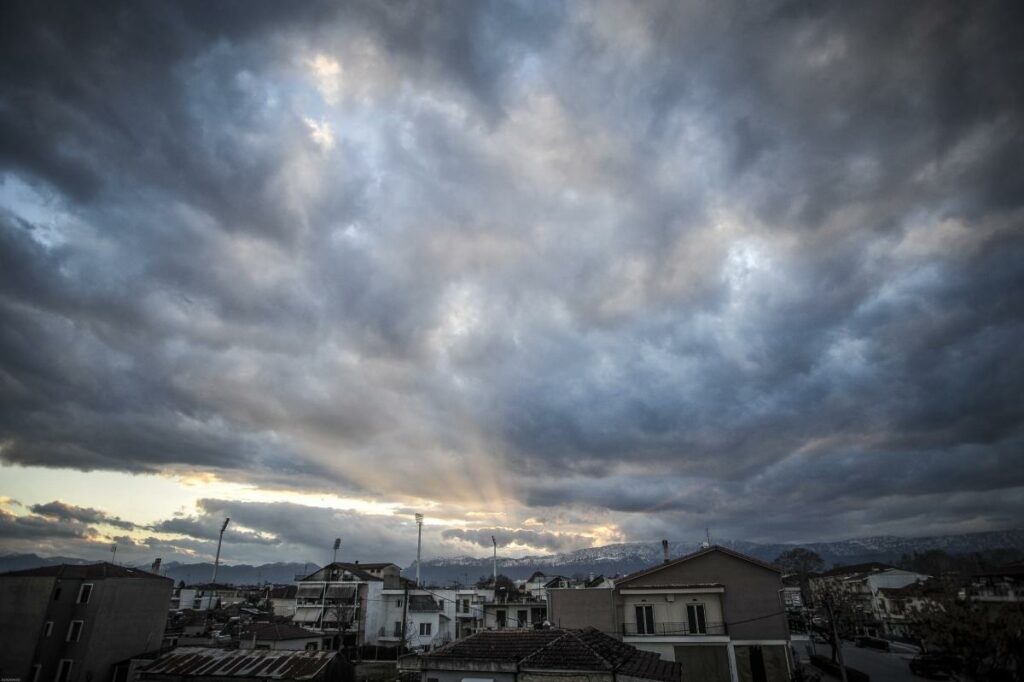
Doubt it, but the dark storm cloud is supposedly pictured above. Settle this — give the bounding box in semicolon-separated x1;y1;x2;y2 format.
30;500;138;530
1;0;1022;550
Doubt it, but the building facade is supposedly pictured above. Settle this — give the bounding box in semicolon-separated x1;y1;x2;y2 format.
0;563;172;682
549;546;792;682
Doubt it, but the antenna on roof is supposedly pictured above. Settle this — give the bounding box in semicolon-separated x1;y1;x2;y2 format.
661;539;669;564
701;528;711;549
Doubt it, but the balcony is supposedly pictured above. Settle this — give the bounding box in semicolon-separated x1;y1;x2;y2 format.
622;621;727;637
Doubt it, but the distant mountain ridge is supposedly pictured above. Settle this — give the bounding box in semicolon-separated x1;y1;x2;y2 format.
410;528;1024;584
3;528;1021;586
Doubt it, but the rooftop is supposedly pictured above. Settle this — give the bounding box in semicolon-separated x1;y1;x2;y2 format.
140;647;336;680
818;562;894;578
422;628;681;682
241;623;321;642
617;545;780;586
2;562;171;581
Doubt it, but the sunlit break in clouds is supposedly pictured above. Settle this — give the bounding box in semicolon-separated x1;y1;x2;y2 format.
1;1;1022;566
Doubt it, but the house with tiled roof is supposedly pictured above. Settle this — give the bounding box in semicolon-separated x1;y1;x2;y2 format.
548;545;793;682
399;627;682;682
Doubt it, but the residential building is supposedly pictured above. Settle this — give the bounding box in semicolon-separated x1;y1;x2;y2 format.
481;594;549;630
809;564;930;637
874;579;946;639
269;584;299;618
239;623;326;651
137;647;344;682
452;587;494;639
377;589;456;651
0;562;173;682
399;627;682;682
549;545;792;682
292;562;385;649
170;583;246;611
970;562;1024;604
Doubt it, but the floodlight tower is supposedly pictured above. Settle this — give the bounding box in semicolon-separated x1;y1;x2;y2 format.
491;535;497;586
211;517;230;583
333;538;341;565
415;513;424;587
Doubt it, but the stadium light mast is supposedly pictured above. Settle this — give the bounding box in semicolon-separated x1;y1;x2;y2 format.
492;535;497;586
333;538;341;565
211;517;230;583
415;513;424;587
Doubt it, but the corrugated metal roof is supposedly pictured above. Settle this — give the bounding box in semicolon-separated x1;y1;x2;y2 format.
140;647;335;680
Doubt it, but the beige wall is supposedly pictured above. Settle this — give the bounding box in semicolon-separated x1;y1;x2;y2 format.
547;589;617;634
621;552;787;641
620;592;724;633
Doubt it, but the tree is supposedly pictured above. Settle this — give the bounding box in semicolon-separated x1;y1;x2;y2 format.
475;573;518;593
774;548;825;575
913;578;1024;680
811;580;868;665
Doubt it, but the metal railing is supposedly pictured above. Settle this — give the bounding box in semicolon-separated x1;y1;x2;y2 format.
622;621;727;636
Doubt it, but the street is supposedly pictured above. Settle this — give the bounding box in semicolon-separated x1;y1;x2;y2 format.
803;640;920;682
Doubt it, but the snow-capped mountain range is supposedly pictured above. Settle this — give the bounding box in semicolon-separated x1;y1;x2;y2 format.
410;528;1024;584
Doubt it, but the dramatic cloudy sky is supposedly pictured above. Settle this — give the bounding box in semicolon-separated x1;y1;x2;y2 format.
2;1;1023;567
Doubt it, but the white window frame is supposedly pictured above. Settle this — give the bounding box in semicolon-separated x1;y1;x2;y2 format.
686;603;707;634
635;604;655;634
419;622;432;636
67;620;84;642
55;659;73;682
77;583;93;604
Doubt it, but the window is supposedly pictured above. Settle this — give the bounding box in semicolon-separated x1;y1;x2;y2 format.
44;621;53;637
496;609;506;627
53;587;62;601
396;598;403;607
419;622;432;636
394;621;402;637
517;610;528;627
635;605;655;635
55;660;73;682
686;603;707;634
67;620;83;642
461;599;470;613
77;584;93;604
305;642;319;651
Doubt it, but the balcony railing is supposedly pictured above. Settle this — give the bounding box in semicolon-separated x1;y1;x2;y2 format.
622;621;727;637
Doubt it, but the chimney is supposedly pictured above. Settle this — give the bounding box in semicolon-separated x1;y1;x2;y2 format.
151;558;162;574
662;539;669;564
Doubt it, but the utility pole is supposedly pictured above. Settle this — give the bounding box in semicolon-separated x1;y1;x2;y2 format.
400;579;409;654
491;535;497;587
824;597;849;682
110;543;117;565
211;517;230;583
415;513;424;587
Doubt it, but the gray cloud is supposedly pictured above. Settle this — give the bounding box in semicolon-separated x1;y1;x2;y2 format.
441;527;592;553
1;0;1022;552
29;500;138;530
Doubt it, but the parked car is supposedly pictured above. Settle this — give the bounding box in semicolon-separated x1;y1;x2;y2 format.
854;635;891;651
909;652;960;679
